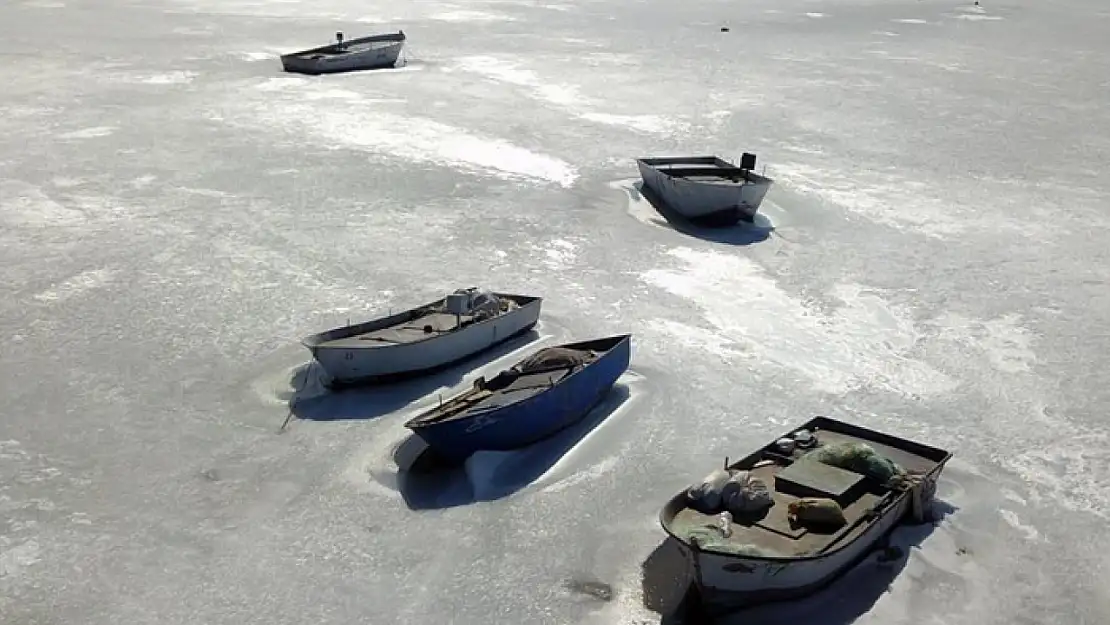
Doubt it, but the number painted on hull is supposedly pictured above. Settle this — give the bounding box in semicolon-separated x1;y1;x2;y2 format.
464;413;500;434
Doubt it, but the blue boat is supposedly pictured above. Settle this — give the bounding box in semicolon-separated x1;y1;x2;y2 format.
403;334;632;463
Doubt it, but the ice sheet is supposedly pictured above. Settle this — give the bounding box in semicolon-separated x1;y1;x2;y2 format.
2;0;1109;624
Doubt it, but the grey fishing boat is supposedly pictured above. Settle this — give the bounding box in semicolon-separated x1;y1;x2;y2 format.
302;288;542;389
280;30;407;75
659;416;951;617
636;154;773;226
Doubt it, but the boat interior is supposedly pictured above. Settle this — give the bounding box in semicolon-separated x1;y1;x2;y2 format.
670;169;756;184
307;294;539;349
287;32;406;59
662;417;951;559
405;336;627;427
638;156;770;185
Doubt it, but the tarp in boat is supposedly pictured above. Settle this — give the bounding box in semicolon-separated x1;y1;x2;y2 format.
514;347;594;373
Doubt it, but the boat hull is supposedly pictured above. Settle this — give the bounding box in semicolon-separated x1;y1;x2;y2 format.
304;295;542;388
636;158;773;226
280;38;405;75
671;461;947;616
406;335;632;463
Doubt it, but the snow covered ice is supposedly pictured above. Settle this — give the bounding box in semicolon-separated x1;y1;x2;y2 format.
2;0;1109;623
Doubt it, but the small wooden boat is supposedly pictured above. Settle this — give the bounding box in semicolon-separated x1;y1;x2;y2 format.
636;154;774;226
403;334;632;463
302;288;541;388
280;30;406;75
659;416;951;616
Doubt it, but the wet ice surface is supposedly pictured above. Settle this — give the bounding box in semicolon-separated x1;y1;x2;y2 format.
2;0;1109;623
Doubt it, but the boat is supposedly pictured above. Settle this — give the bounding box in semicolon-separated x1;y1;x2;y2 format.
280;30;406;75
403;334;632;463
635;154;774;226
659;416;951;617
302;288;542;388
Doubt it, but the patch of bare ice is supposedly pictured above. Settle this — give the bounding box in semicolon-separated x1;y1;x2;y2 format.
641;247;956;396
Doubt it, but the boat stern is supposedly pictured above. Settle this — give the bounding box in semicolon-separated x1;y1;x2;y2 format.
739;174;774;212
496;292;543;312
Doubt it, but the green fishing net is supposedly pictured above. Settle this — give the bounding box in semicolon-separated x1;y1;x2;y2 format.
671;514;780;557
681;526;775;557
804;442;906;485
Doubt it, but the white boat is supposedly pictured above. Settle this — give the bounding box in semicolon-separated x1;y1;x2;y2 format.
635;154;774;226
658;416;951;617
302;288;542;388
280;31;406;75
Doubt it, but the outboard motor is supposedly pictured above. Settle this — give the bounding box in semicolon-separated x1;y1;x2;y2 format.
335;31;345;50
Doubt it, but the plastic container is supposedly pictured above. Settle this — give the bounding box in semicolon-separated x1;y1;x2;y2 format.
717;511;733;537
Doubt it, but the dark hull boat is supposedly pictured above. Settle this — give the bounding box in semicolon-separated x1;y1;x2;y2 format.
280;31;407;75
404;335;632;463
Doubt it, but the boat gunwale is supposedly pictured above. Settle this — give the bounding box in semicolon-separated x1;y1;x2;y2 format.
402;333;632;430
301;293;542;350
636;156;775;186
658;416;953;563
279;31;407;61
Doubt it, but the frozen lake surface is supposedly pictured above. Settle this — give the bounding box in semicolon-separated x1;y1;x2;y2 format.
2;0;1108;623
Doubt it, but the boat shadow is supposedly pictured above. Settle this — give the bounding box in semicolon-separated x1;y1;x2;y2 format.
392;383;633;511
628;181;774;246
641;500;959;624
287;329;541;423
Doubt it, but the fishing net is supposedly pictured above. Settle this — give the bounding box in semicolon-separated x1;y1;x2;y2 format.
467;290;503;319
679;525;779;557
515;347;594;373
803;442;906;485
889;470;936;521
433;288;517;319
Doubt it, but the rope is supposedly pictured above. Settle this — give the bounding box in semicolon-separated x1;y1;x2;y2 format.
278;363;311;433
891;471;934;523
